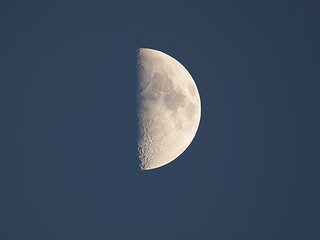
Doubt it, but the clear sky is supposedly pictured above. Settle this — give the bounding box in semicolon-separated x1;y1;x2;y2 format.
1;1;319;239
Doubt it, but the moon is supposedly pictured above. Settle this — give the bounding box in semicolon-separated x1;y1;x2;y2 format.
136;48;201;170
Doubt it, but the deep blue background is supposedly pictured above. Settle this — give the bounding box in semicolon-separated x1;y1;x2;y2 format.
1;1;319;239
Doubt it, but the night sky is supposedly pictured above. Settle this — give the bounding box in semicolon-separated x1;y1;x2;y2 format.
1;1;320;239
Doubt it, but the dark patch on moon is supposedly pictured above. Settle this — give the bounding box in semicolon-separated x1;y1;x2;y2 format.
139;71;188;113
138;70;198;130
152;72;172;93
164;88;186;112
151;72;188;113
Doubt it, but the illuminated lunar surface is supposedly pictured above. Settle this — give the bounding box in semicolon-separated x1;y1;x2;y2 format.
137;48;201;170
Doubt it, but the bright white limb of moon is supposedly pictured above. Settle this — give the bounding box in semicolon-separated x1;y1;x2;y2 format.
137;48;201;170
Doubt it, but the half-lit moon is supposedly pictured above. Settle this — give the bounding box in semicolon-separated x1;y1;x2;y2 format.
136;48;201;170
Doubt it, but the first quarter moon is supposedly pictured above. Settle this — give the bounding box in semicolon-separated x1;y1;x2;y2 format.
136;48;201;170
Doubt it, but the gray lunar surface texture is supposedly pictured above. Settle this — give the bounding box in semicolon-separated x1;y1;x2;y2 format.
136;48;201;170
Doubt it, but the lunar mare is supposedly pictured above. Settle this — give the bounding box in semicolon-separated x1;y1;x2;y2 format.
137;48;201;170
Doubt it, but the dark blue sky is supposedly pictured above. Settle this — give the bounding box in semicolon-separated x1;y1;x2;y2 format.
1;1;319;239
